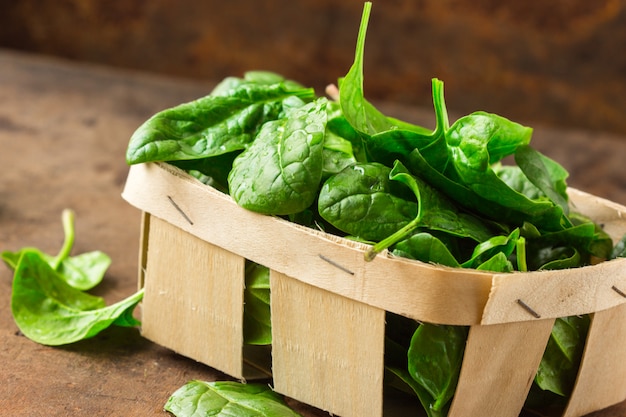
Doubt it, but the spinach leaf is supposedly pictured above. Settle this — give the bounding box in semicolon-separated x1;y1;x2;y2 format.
243;262;272;346
318;162;417;242
126;75;316;165
367;160;495;260
11;250;143;346
525;222;612;269
164;380;303;417
168;151;241;194
407;324;468;414
534;315;590;397
365;78;450;172
228;97;328;215
515;145;570;214
392;233;461;268
338;2;395;136
326;100;367;163
444;112;566;231
461;228;520;269
2;209;110;291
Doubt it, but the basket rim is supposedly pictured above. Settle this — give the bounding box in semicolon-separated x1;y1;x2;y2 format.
122;162;626;325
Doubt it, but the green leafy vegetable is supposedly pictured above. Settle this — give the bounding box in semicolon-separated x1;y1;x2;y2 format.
3;209;143;346
534;316;590;397
243;262;272;345
406;324;468;416
164;380;302;417
318;162;417;242
11;250;143;346
228;97;328;215
126;73;315;165
2;209;110;291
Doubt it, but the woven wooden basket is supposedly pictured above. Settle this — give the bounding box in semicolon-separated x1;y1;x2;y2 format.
122;161;626;417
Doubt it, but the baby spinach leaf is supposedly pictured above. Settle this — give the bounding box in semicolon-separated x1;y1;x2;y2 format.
168;151;241;194
444;112;567;231
228;97;328;215
407;323;468;413
318;162;417;242
365;78;450;172
11;250;143;346
494;164;544;200
126;77;316;165
461;228;520;269
2;209;110;291
164;380;303;417
326;100;367;163
339;2;395;136
538;247;582;270
475;252;514;272
535;315;590;397
55;251;111;291
515;145;569;214
367;160;495;260
392;233;461;268
243;262;272;346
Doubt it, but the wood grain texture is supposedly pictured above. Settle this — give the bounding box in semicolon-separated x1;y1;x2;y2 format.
564;303;626;416
141;215;247;379
271;271;386;417
449;319;556;417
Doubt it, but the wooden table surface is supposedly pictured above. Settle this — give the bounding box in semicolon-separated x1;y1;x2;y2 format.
1;49;625;417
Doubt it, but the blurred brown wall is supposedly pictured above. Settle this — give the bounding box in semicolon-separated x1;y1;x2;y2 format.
1;0;625;135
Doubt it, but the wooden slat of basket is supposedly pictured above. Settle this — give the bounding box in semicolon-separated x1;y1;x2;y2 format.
448;319;555;417
270;271;386;417
141;215;248;379
563;302;626;416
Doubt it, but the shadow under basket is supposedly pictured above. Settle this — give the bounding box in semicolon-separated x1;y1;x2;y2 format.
122;162;626;417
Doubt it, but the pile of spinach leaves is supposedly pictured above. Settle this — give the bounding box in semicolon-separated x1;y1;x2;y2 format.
125;3;626;415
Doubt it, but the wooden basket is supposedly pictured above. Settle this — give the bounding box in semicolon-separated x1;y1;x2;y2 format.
122;162;626;417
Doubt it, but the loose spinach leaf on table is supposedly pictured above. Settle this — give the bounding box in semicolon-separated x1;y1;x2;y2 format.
228;97;328;215
164;380;303;417
2;209;110;291
126;73;316;165
3;209;143;346
11;250;143;346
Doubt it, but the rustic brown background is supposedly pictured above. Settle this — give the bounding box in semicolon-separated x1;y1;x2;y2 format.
1;0;625;135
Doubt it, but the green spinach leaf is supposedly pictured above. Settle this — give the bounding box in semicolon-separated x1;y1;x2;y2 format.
243;262;272;346
407;324;468;414
515;145;570;214
392;233;461;268
11;250;143;346
318;162;417;242
534;315;590;397
228;97;328;215
164;380;303;417
2;209;110;291
126;75;315;165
